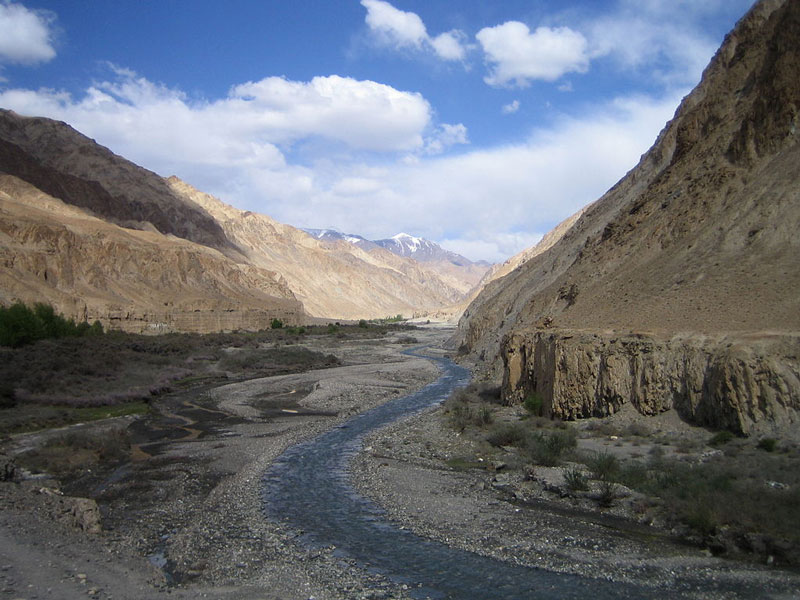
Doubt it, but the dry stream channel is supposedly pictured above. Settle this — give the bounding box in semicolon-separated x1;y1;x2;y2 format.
263;348;681;599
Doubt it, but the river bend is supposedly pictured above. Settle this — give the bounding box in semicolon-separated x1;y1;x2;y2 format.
262;349;660;599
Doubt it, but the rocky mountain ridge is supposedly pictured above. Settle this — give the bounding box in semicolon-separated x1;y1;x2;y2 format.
304;229;491;294
0;106;492;328
0;175;303;332
457;0;800;435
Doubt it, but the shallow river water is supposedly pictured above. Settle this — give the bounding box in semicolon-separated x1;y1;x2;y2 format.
262;349;665;599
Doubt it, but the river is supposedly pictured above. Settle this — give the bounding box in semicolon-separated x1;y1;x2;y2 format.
262;349;662;599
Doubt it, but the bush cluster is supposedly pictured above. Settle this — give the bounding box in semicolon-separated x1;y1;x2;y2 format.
0;302;103;348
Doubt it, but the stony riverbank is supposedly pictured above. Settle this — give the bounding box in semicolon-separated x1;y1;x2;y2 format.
350;389;800;599
1;328;449;600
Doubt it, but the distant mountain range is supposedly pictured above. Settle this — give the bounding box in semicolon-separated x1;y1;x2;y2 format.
304;229;489;268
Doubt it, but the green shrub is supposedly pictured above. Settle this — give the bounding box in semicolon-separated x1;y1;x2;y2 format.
525;429;576;467
358;319;369;328
564;467;589;491
523;392;543;416
586;451;619;481
486;423;528;447
270;318;284;329
448;404;471;432
476;405;493;427
708;430;735;447
0;302;103;347
597;480;617;507
757;438;778;452
0;382;16;409
327;323;339;334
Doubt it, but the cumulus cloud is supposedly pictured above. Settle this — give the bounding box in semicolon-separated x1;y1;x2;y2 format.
229;75;431;151
477;22;589;87
501;100;520;114
0;66;433;173
361;0;467;61
0;1;56;65
423;122;468;155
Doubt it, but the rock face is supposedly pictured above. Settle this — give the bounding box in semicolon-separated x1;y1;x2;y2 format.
168;178;474;320
503;330;800;436
0;110;232;253
458;0;800;434
0;175;304;333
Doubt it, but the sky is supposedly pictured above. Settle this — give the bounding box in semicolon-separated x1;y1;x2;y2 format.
0;0;755;263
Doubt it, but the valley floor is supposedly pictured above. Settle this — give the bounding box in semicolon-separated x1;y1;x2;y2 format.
1;327;799;599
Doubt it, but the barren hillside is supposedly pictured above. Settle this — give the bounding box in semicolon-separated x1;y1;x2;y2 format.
0;175;303;332
457;0;800;435
168;177;471;320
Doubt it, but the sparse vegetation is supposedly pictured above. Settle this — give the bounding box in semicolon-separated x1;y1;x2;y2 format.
0;302;103;348
0;325;382;435
564;467;589;491
18;425;132;477
757;437;778;452
585;451;620;481
522;392;543;416
524;429;577;467
708;430;735;447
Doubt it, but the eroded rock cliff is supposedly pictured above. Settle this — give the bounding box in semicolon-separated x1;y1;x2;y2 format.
458;0;800;434
503;330;800;436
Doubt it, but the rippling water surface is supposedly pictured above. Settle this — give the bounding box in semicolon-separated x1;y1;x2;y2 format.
262;349;661;599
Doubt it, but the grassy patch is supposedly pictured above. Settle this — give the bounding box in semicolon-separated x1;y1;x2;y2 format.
0;327;363;435
18;426;131;477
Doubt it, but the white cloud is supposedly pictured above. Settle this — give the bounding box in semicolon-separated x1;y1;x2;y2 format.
361;0;467;62
361;0;426;49
477;22;589;87
501;100;520;114
0;1;56;65
229;75;431;151
423;122;468;155
430;30;467;61
0;66;432;177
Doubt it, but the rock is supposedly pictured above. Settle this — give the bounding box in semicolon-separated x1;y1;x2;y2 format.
501;330;800;435
58;497;102;534
0;454;15;482
456;0;800;437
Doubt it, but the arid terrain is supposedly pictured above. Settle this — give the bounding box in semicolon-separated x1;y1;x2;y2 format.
2;326;800;599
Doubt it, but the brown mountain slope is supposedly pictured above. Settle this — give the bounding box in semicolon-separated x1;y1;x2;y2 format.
167;177;468;320
457;0;800;435
0;175;303;332
0;109;233;253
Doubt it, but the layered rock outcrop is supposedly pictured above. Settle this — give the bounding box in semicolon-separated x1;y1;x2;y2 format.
503;330;800;435
458;0;800;434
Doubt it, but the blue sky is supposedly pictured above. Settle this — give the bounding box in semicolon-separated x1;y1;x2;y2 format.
0;0;754;262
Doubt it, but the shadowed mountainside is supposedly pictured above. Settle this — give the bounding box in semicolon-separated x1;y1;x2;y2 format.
456;0;800;436
0;175;303;332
